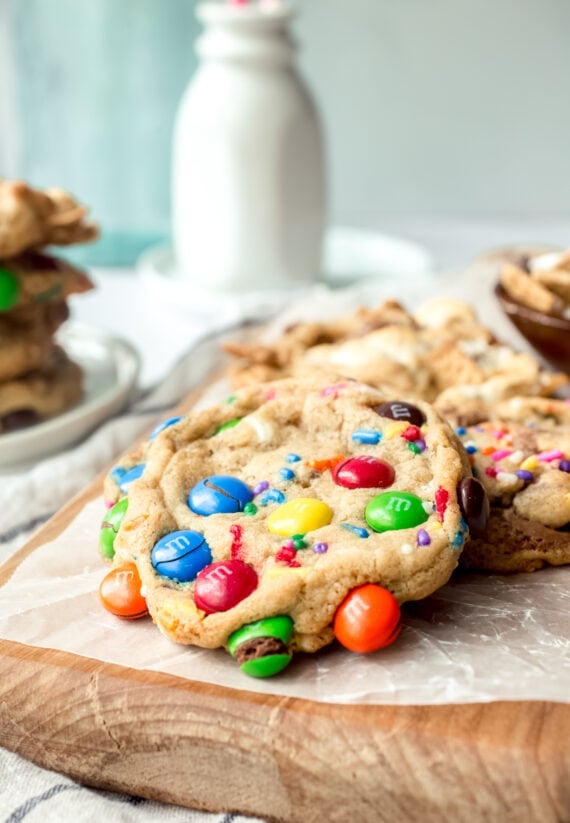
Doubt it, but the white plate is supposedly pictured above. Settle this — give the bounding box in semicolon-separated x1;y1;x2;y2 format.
0;323;140;470
137;226;435;321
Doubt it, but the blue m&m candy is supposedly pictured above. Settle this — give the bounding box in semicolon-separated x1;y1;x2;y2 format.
151;530;212;581
118;463;146;494
188;475;253;516
149;416;183;440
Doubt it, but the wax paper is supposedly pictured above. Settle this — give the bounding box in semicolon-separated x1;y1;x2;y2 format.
0;497;568;704
0;265;569;705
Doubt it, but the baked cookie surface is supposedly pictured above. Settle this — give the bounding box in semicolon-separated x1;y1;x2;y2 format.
105;377;485;664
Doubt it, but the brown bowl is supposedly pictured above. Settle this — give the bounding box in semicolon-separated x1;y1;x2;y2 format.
495;282;570;373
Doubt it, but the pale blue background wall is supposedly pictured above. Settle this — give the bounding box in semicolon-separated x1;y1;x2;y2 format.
1;0;569;264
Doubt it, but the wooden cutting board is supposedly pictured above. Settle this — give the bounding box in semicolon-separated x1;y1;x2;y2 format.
0;389;569;823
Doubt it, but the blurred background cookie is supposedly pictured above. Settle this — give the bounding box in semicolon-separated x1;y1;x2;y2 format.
0;179;98;432
456;416;570;572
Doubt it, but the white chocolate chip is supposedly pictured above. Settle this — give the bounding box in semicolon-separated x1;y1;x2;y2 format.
244;415;275;444
495;471;521;492
507;450;524;466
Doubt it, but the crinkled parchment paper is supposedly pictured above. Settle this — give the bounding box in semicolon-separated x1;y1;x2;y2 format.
0;269;569;705
0;498;568;704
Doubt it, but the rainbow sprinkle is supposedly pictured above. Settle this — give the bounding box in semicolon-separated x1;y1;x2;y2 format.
351;429;382;444
341;523;369;539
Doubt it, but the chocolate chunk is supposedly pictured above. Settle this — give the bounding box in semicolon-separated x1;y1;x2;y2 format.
1;409;41;433
373;401;426;427
235;636;288;664
457;477;489;538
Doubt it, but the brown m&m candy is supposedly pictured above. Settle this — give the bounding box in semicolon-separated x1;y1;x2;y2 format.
457;477;489;537
373;401;426;428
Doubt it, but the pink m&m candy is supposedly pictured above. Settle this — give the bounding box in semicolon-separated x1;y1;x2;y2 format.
332;456;395;490
194;559;258;614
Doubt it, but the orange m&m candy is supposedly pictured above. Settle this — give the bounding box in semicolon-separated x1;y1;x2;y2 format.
333;583;401;653
99;562;148;619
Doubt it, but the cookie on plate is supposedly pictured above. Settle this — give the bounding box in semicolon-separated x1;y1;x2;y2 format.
0;346;83;432
455;416;570;572
100;377;488;676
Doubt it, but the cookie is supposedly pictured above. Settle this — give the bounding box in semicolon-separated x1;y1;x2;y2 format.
0;251;93;313
0;179;99;258
492;396;570;428
455;418;570;572
223;299;418;387
432;345;568;426
101;377;486;676
500;263;565;316
299;326;436;399
6;299;70;334
530;268;570;307
0;346;83;432
224;298;567;422
0;299;70;382
0;327;57;383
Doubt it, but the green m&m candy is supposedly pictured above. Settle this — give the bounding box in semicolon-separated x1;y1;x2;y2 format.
99;497;129;559
365;491;429;533
0;267;20;311
228;615;294;678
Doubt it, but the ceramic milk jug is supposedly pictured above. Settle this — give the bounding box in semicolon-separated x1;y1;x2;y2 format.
172;1;326;292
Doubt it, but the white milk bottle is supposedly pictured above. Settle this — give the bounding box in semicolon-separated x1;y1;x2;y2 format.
172;1;326;292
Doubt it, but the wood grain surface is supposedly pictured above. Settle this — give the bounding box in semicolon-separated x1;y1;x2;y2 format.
0;384;569;822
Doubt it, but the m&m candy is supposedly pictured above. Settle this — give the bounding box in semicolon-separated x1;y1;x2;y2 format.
149;416;183;440
118;464;146;494
267;498;333;537
365;491;428;532
332;456;395;490
373;401;425;428
0;267;20;312
99;497;129;560
457;477;489;537
228;615;294;678
99;562;148;619
151;530;212;581
333;584;401;653
194;560;258;613
188;475;253;516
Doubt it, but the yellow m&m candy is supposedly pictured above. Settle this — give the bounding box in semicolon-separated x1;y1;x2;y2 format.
267;498;333;537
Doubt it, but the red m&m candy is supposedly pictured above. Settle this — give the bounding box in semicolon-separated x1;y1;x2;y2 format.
194;559;258;613
332;455;395;489
333;584;401;653
99;562;148;619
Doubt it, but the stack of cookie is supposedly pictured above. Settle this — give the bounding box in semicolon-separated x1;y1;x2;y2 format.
0;179;98;433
